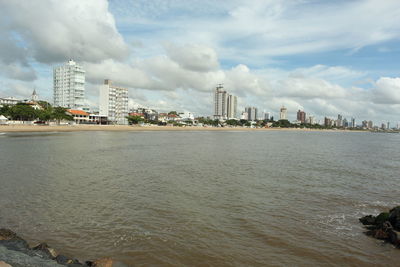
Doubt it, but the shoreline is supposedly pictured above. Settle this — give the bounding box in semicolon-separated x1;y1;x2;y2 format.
0;124;368;133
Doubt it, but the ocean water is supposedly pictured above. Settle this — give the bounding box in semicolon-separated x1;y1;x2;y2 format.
0;130;399;266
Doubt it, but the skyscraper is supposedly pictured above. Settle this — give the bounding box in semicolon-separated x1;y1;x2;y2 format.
213;85;237;119
297;110;306;123
245;107;258;121
214;84;227;119
337;114;343;127
280;106;287;120
53;59;85;109
99;79;129;125
227;94;237;119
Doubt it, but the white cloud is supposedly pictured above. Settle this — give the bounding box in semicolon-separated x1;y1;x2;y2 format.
372;77;400;104
164;43;219;72
0;0;129;64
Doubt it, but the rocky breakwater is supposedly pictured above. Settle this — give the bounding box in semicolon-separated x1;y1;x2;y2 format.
0;228;127;267
359;206;400;248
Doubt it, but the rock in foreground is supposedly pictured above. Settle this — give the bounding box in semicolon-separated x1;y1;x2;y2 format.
0;229;128;267
359;206;400;248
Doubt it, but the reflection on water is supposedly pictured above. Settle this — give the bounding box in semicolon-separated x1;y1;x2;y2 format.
0;131;400;266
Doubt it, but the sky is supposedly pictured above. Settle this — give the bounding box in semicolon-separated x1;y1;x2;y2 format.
0;0;400;125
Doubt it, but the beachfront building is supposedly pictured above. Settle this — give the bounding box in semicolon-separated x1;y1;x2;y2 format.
280;106;287;120
214;84;227;119
297;110;306;123
245;107;258;121
67;109;90;124
53;60;85;109
0;97;20;107
213;84;238;120
99;79;129;125
227;95;237;119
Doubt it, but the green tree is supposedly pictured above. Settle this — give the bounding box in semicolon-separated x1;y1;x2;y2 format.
168;111;178;115
0;105;11;117
127;115;144;125
52;107;73;124
9;104;36;121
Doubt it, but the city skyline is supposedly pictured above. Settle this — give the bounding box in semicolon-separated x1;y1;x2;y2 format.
0;1;400;124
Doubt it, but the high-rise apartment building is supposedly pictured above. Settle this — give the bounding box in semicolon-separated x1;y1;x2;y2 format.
53;60;85;109
337;114;343;127
297;110;306;123
99;79;129;125
214;84;227;119
245;107;258;121
227;94;237;119
280;106;287;120
213;85;237;119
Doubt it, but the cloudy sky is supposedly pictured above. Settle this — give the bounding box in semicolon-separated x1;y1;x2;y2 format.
1;0;400;124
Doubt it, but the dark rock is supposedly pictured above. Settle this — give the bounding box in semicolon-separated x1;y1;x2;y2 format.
388;229;399;246
374;229;389;240
56;254;79;265
0;229;20;241
375;212;389;226
0;229;29;253
359;215;376;225
389;206;400;231
32;242;58;259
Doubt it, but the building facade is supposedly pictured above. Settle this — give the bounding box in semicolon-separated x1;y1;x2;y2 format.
213;85;237;120
245;107;258;121
214;84;227;119
53;60;85;109
297;110;306;123
280;106;287;120
227;94;237;119
99;79;129;125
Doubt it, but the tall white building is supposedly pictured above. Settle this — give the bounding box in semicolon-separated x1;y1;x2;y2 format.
213;84;237;120
99;79;129;125
214;84;227;119
280;106;287;120
53;60;85;109
227;94;237;119
245;107;258;121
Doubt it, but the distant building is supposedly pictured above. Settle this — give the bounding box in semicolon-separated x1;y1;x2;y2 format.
263;112;270;120
308;116;315;125
213;84;237;120
324;117;332;127
99;79;129;125
337;114;343;127
67;109;90;124
297;110;306;123
362;120;368;128
0;97;20;107
368;121;373;129
241;112;248;120
227;94;237;119
53;59;85;109
214;84;227;119
245;107;258;121
280;106;287;120
31;89;38;102
351;117;356;128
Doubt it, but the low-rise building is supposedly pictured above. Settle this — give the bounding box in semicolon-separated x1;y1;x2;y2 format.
0;97;20;107
67;109;90;124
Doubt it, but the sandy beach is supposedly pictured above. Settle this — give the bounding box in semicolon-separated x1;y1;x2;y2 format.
0;124;365;133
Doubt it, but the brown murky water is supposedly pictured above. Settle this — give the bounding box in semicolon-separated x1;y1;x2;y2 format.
0;130;399;266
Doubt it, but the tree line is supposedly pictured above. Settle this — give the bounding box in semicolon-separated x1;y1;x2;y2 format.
0;102;72;123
